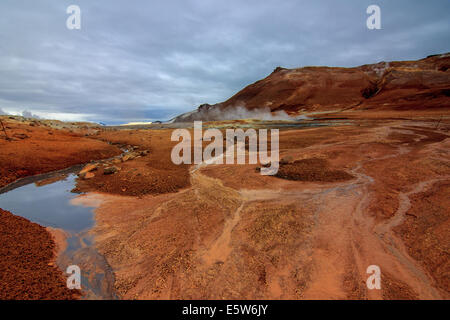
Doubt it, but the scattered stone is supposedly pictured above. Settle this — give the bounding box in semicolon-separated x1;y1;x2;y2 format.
12;133;30;140
140;150;150;156
122;152;138;162
78;163;98;176
83;172;95;180
104;166;119;175
280;155;294;165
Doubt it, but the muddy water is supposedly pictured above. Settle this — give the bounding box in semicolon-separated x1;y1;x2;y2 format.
0;170;117;300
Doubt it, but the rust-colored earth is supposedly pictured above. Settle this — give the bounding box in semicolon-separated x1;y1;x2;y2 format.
0;53;449;300
69;116;449;300
0;117;120;188
0;117;120;299
1;114;449;300
173;53;450;121
74;129;191;196
0;208;79;300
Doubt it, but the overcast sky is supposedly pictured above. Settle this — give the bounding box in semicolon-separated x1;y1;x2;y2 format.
0;0;449;124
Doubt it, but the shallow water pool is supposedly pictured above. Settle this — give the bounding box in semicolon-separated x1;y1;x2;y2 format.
0;169;117;299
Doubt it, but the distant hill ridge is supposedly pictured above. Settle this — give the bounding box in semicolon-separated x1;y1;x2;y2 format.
172;53;450;122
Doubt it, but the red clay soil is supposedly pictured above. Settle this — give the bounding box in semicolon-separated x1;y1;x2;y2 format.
74;158;190;196
394;181;450;294
86;120;449;300
0;117;120;299
1;115;449;300
74;129;191;196
74;126;363;196
0;118;121;188
0;209;79;300
274;158;354;182
381;272;419;300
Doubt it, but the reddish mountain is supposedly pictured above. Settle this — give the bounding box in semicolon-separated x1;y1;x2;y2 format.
173;53;450;121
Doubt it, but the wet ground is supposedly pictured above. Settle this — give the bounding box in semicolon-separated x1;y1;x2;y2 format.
0;171;117;299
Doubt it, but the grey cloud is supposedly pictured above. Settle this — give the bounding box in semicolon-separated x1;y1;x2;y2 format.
0;0;449;124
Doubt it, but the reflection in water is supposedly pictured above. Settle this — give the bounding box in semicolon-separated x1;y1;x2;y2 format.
0;174;93;231
0;172;117;300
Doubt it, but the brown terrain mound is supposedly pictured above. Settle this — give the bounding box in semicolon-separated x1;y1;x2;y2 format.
0;209;79;300
275;158;354;182
173;53;450;121
74;129;191;196
0;117;121;188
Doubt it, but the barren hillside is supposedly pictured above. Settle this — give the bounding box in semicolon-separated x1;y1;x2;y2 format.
173;53;450;122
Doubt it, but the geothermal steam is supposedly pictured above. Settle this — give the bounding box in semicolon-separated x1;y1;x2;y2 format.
175;105;295;122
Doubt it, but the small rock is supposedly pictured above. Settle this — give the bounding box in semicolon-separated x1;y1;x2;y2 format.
140;150;150;156
280;155;293;165
79;163;98;176
12;133;29;139
104;166;119;175
122;152;137;162
83;172;95;179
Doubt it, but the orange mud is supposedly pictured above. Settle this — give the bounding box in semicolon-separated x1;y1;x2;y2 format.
76;118;450;299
